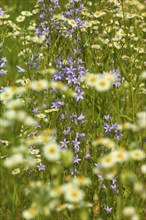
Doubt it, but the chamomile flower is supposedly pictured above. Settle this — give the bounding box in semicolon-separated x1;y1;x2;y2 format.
68;19;77;27
34;158;41;163
30;149;39;155
111;150;129;163
50;81;67;91
21;11;32;17
16;15;25;22
64;186;84;203
84;21;92;28
95;77;111;91
93;11;105;18
126;13;136;19
73;176;91;186
32;9;39;14
0;118;11;129
83;74;98;86
141;164;146;174
101;154;116;168
43;142;60;161
82;10;91;17
131;214;140;220
22;115;37;126
22;207;38;219
114;41;121;49
12;168;20;175
136;111;146;128
140;71;146;79
35;113;46;119
105;167;117;179
30;80;49;91
4;110;17;120
0;88;14;101
50;186;63;198
4;154;23;168
120;122;139;132
57;203;67;211
5;99;24;109
0;14;10;19
32;35;45;44
117;29;126;37
28;23;36;31
133;182;144;193
104;72;117;83
122;55;130;61
92;137;116;149
130;149;145;161
16;110;27;121
123;206;136;217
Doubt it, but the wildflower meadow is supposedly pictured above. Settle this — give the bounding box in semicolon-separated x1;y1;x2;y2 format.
0;0;146;219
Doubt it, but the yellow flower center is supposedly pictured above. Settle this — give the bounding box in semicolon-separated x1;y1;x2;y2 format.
117;153;124;159
28;208;37;216
48;147;56;154
105;157;112;163
99;81;106;87
36;82;43;88
71;191;79;198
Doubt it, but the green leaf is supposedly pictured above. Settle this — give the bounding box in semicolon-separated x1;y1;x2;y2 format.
120;114;132;122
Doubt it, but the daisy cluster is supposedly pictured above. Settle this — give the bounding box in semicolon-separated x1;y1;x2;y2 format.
0;0;145;220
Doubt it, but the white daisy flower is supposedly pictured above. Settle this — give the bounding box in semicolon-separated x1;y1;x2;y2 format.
92;137;116;149
43;142;60;161
136;111;146;128
21;11;32;17
22;207;38;219
133;182;144;193
64;186;84;203
111;150;129;162
4;154;23;168
95;77;111;91
0;88;14;101
140;71;146;79
4;110;16;120
5;99;24;109
141;164;146;174
101;154;116;168
113;41;121;49
32;9;39;14
131;214;140;220
30;149;39;155
93;11;106;18
50;186;63;198
130;149;145;161
16;15;25;22
0;14;10;19
12;168;20;175
73;176;91;186
30;80;49;91
68;19;77;27
104;72;117;83
123;206;136;217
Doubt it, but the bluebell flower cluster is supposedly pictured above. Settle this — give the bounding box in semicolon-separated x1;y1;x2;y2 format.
0;57;7;76
54;56;87;102
103;115;123;141
59;111;86;173
57;0;85;38
0;8;4;16
111;69;122;87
